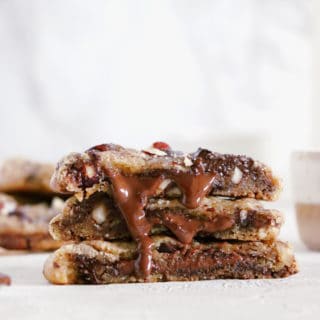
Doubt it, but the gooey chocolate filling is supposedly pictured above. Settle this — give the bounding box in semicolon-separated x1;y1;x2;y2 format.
83;144;250;280
62;192;275;242
73;241;283;283
105;167;220;279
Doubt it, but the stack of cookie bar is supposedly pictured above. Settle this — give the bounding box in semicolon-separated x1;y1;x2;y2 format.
0;159;64;251
44;143;298;284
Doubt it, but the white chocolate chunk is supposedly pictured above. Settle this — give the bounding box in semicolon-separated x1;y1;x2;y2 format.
92;204;108;224
258;229;267;239
0;201;16;216
239;210;247;223
85;165;96;178
183;156;193;167
231;167;243;184
51;197;65;211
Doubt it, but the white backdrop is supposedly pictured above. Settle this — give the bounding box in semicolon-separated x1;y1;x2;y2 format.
0;0;315;199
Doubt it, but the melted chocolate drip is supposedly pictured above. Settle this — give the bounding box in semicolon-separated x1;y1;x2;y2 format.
170;172;215;209
106;164;218;280
107;172;164;279
151;212;234;244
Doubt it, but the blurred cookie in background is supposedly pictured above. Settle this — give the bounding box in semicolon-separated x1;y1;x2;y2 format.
0;158;54;195
0;159;65;252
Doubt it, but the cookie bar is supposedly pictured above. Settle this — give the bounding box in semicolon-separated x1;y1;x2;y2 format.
46;142;295;282
0;193;64;250
51;143;281;201
0;158;54;195
43;236;298;284
50;193;283;242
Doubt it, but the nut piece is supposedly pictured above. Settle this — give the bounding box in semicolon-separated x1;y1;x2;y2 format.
142;147;167;157
158;179;171;191
231;167;243;184
92;203;108;224
152;141;171;151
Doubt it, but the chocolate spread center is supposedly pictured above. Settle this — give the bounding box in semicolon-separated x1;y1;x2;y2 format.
107;173;163;278
153;212;234;244
106;163;220;280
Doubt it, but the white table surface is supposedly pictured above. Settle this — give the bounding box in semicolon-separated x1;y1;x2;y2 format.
1;211;320;320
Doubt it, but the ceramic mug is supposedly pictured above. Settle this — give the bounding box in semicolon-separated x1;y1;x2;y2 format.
291;151;320;250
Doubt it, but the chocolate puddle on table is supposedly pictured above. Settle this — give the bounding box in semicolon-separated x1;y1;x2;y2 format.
0;272;11;285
